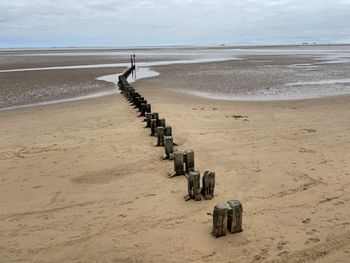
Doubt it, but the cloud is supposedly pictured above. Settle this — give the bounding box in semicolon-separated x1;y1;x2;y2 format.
0;0;350;47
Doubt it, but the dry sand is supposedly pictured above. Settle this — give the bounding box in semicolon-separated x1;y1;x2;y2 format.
0;67;350;262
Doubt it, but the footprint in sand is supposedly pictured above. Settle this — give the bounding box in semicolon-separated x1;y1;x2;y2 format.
302;129;317;133
302;218;311;224
305;237;320;244
143;193;157;197
277;240;288;250
118;214;127;218
299;148;316;153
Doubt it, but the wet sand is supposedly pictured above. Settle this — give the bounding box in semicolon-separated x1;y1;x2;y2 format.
2;45;350;109
153;56;350;100
1;62;350;262
0;68;121;108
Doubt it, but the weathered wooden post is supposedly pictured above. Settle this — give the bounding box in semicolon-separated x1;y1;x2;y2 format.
202;171;215;200
150;119;157;136
162;136;174;160
128;91;137;102
227;200;243;234
143;104;152;122
155;127;165;147
138;99;147;112
133;97;141;109
146;104;151;113
212;202;230;238
145;113;152;127
184;149;194;174
158;118;166;128
132;95;140;106
185;171;201;201
134;97;144;109
139;103;147;117
152;113;159;122
164;126;177;146
169;151;185;178
164;126;172;136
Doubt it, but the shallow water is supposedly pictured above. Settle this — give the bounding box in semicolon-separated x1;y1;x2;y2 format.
1;45;350;108
96;67;160;87
187;83;350;101
0;58;236;73
0;67;160;111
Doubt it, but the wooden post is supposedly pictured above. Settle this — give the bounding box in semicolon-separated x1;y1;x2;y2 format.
158;118;166;128
134;97;144;109
132;95;140;106
155;127;165;147
169;151;185;178
162;136;174;160
129;92;138;102
139;103;147;117
164;126;172;136
212;202;230;238
185;171;201;201
145;113;152;128
143;104;152;122
227;200;243;234
150;119;157;136
164;126;177;146
202;171;215;200
184;149;194;174
152;113;159;122
138;100;147;112
146;104;151;113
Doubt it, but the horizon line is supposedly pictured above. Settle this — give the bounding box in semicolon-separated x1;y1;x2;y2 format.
1;42;350;51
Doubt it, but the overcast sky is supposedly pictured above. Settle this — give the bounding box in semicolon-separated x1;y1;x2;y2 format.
1;0;350;47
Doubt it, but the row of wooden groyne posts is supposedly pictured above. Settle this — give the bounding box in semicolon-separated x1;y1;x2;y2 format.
117;58;243;238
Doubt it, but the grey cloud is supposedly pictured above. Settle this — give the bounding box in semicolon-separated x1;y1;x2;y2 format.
0;0;350;47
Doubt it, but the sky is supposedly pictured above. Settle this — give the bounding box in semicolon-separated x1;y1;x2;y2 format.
1;0;350;48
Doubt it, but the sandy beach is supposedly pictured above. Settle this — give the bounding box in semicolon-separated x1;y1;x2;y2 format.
0;48;350;262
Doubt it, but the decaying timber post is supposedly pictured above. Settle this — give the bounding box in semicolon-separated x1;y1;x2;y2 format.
152;112;159;122
145;113;152;127
149;112;159;132
146;104;151;113
134;97;144;109
202;171;215;200
169;150;185;178
162;136;174;160
155;127;165;147
185;170;201;201
164;126;172;137
212;202;230;238
227;200;243;234
184;149;194;174
164;126;177;146
150;119;157;136
138;99;147;112
143;104;152;122
158;118;166;128
139;103;147;117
